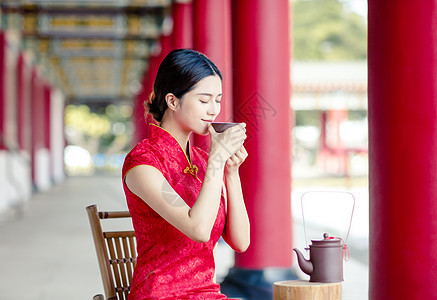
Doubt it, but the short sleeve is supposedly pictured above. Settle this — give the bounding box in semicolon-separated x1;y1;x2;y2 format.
122;142;162;180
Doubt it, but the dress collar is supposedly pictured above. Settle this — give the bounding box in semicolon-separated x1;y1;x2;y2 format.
149;124;198;179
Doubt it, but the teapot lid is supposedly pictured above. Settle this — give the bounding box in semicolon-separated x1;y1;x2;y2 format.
310;233;342;247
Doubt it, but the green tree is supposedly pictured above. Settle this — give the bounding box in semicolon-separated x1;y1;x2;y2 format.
293;0;367;60
65;104;132;154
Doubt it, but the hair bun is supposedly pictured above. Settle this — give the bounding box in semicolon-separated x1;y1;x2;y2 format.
145;90;164;123
149;91;155;104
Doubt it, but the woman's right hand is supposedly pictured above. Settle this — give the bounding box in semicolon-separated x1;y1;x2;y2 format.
208;123;247;164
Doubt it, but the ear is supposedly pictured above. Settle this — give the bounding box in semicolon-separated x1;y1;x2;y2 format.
165;93;180;111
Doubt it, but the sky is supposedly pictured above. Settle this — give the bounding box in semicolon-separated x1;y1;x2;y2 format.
342;0;368;18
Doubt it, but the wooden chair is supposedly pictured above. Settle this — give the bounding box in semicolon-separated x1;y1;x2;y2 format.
86;204;137;300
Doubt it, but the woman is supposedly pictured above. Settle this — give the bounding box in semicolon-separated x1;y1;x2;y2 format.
122;49;250;299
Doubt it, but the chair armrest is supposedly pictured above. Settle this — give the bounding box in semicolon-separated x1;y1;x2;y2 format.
93;294;105;300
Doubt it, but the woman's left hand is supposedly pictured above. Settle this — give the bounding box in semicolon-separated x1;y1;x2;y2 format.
225;145;248;175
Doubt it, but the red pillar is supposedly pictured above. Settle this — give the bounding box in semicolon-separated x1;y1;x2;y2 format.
232;0;292;269
329;109;347;175
224;1;294;295
172;1;193;49
43;84;51;151
317;111;329;171
0;32;19;151
43;83;52;179
192;0;233;151
31;67;48;189
31;68;41;184
0;32;6;150
132;68;153;144
17;52;33;154
368;1;437;299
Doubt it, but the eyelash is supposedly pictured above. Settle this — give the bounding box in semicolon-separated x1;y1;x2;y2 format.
200;100;221;104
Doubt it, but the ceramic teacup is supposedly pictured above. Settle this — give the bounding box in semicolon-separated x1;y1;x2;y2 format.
211;122;240;133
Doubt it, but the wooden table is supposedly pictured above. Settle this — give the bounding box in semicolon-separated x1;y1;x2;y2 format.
273;280;342;300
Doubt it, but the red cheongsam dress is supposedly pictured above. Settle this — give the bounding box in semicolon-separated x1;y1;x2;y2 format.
122;124;228;299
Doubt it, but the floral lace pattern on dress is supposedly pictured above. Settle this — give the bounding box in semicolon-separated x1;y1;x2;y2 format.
122;125;227;300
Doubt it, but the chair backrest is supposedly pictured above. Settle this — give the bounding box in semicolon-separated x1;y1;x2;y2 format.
86;204;137;300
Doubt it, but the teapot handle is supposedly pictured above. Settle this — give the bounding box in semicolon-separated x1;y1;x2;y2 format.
300;191;355;248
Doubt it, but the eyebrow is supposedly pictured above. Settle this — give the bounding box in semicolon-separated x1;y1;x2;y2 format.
195;93;222;97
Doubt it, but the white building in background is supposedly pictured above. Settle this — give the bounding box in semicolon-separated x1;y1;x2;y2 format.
291;61;368;177
292;61;367;111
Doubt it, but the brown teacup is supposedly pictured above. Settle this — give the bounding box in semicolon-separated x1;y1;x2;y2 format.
211;122;240;133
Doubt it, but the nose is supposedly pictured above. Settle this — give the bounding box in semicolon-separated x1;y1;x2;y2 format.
207;101;220;116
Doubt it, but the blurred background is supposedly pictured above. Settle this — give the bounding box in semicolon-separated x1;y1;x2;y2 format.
0;0;367;179
0;0;368;299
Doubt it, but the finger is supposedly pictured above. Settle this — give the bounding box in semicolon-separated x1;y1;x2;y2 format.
234;130;247;139
234;149;246;162
232;135;247;149
230;142;244;155
227;123;246;134
231;130;247;142
240;145;248;156
223;125;236;134
230;156;242;166
208;123;216;136
227;155;237;164
229;146;246;163
235;123;246;134
234;148;244;158
226;156;237;167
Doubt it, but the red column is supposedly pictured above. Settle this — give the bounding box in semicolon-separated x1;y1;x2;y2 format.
172;1;193;49
31;67;45;185
31;68;39;183
17;52;33;153
43;83;51;151
192;0;233;151
221;2;294;297
43;83;52;179
0;32;19;151
329;109;347;175
0;32;5;150
132;68;153;144
232;0;292;269
368;1;437;299
317;111;328;171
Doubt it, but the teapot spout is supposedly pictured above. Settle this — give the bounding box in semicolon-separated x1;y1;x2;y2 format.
293;248;313;275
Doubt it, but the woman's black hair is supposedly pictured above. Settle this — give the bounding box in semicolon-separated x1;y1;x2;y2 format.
146;49;222;123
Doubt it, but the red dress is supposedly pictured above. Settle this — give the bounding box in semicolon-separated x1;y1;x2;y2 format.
122;124;227;299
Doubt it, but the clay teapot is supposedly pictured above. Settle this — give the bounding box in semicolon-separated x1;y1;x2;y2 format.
293;233;345;283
